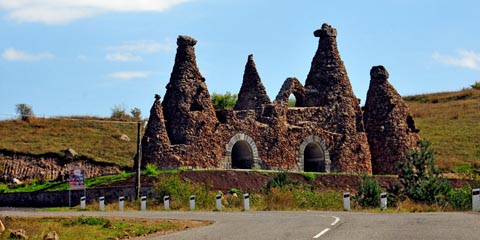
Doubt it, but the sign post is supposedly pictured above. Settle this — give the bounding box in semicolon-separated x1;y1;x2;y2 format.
141;196;147;211
164;196;170;210
343;192;351;211
99;196;105;211
380;192;387;210
216;194;222;211
189;195;195;210
243;193;250;211
473;188;480;211
119;196;124;212
80;196;86;210
69;167;86;208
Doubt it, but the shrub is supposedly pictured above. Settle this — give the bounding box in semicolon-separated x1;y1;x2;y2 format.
15;103;34;121
130;108;142;121
143;164;161;176
398;140;452;205
300;172;315;181
355;175;381;208
211;92;237;110
386;181;405;208
448;185;472;210
153;176;215;210
471;81;480;90
264;171;295;192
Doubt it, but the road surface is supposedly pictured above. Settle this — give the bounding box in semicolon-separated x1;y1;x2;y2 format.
1;210;478;239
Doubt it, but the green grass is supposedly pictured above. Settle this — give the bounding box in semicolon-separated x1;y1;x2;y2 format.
404;88;480;171
0;116;137;167
0;216;207;240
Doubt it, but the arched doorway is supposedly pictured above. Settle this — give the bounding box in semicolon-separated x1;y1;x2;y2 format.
231;140;254;169
304;142;325;172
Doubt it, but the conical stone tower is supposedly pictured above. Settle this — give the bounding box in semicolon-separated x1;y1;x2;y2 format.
303;23;371;173
364;66;420;174
234;54;271;110
162;35;217;145
141;94;172;167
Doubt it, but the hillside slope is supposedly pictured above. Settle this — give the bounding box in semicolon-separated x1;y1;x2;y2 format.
404;88;480;171
0;117;137;167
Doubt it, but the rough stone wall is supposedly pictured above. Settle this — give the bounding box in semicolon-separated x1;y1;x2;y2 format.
234;55;271;110
0;152;120;182
141;24;417;175
364;66;420;174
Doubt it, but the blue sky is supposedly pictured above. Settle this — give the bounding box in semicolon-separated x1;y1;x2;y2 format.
0;0;479;119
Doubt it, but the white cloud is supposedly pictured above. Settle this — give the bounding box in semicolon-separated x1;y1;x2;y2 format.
105;53;142;62
432;50;480;70
108;71;152;80
2;48;54;61
0;0;192;25
107;40;175;54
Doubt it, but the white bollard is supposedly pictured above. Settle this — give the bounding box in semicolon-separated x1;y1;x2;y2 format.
119;196;124;212
80;196;86;210
473;188;480;211
380;192;387;210
216;194;222;211
343;192;350;211
99;196;105;211
189;195;195;210
141;196;147;211
243;193;250;211
164;196;170;210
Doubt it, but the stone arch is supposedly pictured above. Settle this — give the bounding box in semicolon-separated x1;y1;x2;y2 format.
223;133;262;169
274;77;305;107
298;135;330;172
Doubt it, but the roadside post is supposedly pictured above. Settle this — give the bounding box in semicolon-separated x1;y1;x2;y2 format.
80;196;86;210
216;194;222;211
189;195;195;210
119;196;124;211
99;196;105;211
141;196;147;211
473;188;480;211
343;192;351;211
380;192;387;210
243;193;250;211
164;196;170;210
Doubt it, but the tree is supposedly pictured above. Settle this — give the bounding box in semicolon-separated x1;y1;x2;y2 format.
211;92;237;110
471;81;480;90
15;103;34;121
111;105;129;120
130;108;142;121
398;140;451;204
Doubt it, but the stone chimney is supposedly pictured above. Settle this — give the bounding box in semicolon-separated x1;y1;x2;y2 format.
141;94;171;166
234;54;271;110
303;23;372;173
162;35;216;144
364;65;420;174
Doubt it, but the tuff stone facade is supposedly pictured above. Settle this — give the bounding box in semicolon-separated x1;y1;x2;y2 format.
141;24;419;174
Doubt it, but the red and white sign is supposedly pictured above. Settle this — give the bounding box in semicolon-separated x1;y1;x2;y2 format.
69;167;86;190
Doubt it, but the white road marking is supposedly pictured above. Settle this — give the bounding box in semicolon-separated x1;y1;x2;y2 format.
313;228;330;238
331;216;340;226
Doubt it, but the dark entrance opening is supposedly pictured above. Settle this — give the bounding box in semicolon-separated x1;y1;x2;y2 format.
232;140;254;169
304;142;325;172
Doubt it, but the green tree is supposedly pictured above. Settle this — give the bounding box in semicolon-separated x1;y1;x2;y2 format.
398;140;451;204
211;92;237;110
15;103;34;121
356;175;381;208
288;97;296;107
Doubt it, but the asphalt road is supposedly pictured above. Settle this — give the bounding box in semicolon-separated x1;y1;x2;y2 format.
1;210;479;240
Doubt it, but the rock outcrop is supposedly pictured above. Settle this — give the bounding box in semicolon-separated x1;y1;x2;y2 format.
364;66;420;174
234;54;271;110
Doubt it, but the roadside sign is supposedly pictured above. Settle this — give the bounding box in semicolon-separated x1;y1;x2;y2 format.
69;167;86;190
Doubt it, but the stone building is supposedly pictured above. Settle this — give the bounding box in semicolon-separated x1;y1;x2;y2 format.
141;23;419;174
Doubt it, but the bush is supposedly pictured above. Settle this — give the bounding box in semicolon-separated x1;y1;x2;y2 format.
143;164;161;176
448;185;472;210
355;175;381;208
471;81;480;90
15;103;34;121
153;176;215;210
130;108;142;121
211;92;237;110
264;171;296;192
111;105;130;120
398;140;452;205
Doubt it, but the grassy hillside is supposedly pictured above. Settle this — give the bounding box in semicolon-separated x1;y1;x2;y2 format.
0;116;137;167
404;88;480;171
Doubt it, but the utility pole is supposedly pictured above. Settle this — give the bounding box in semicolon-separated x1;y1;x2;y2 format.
135;121;142;200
